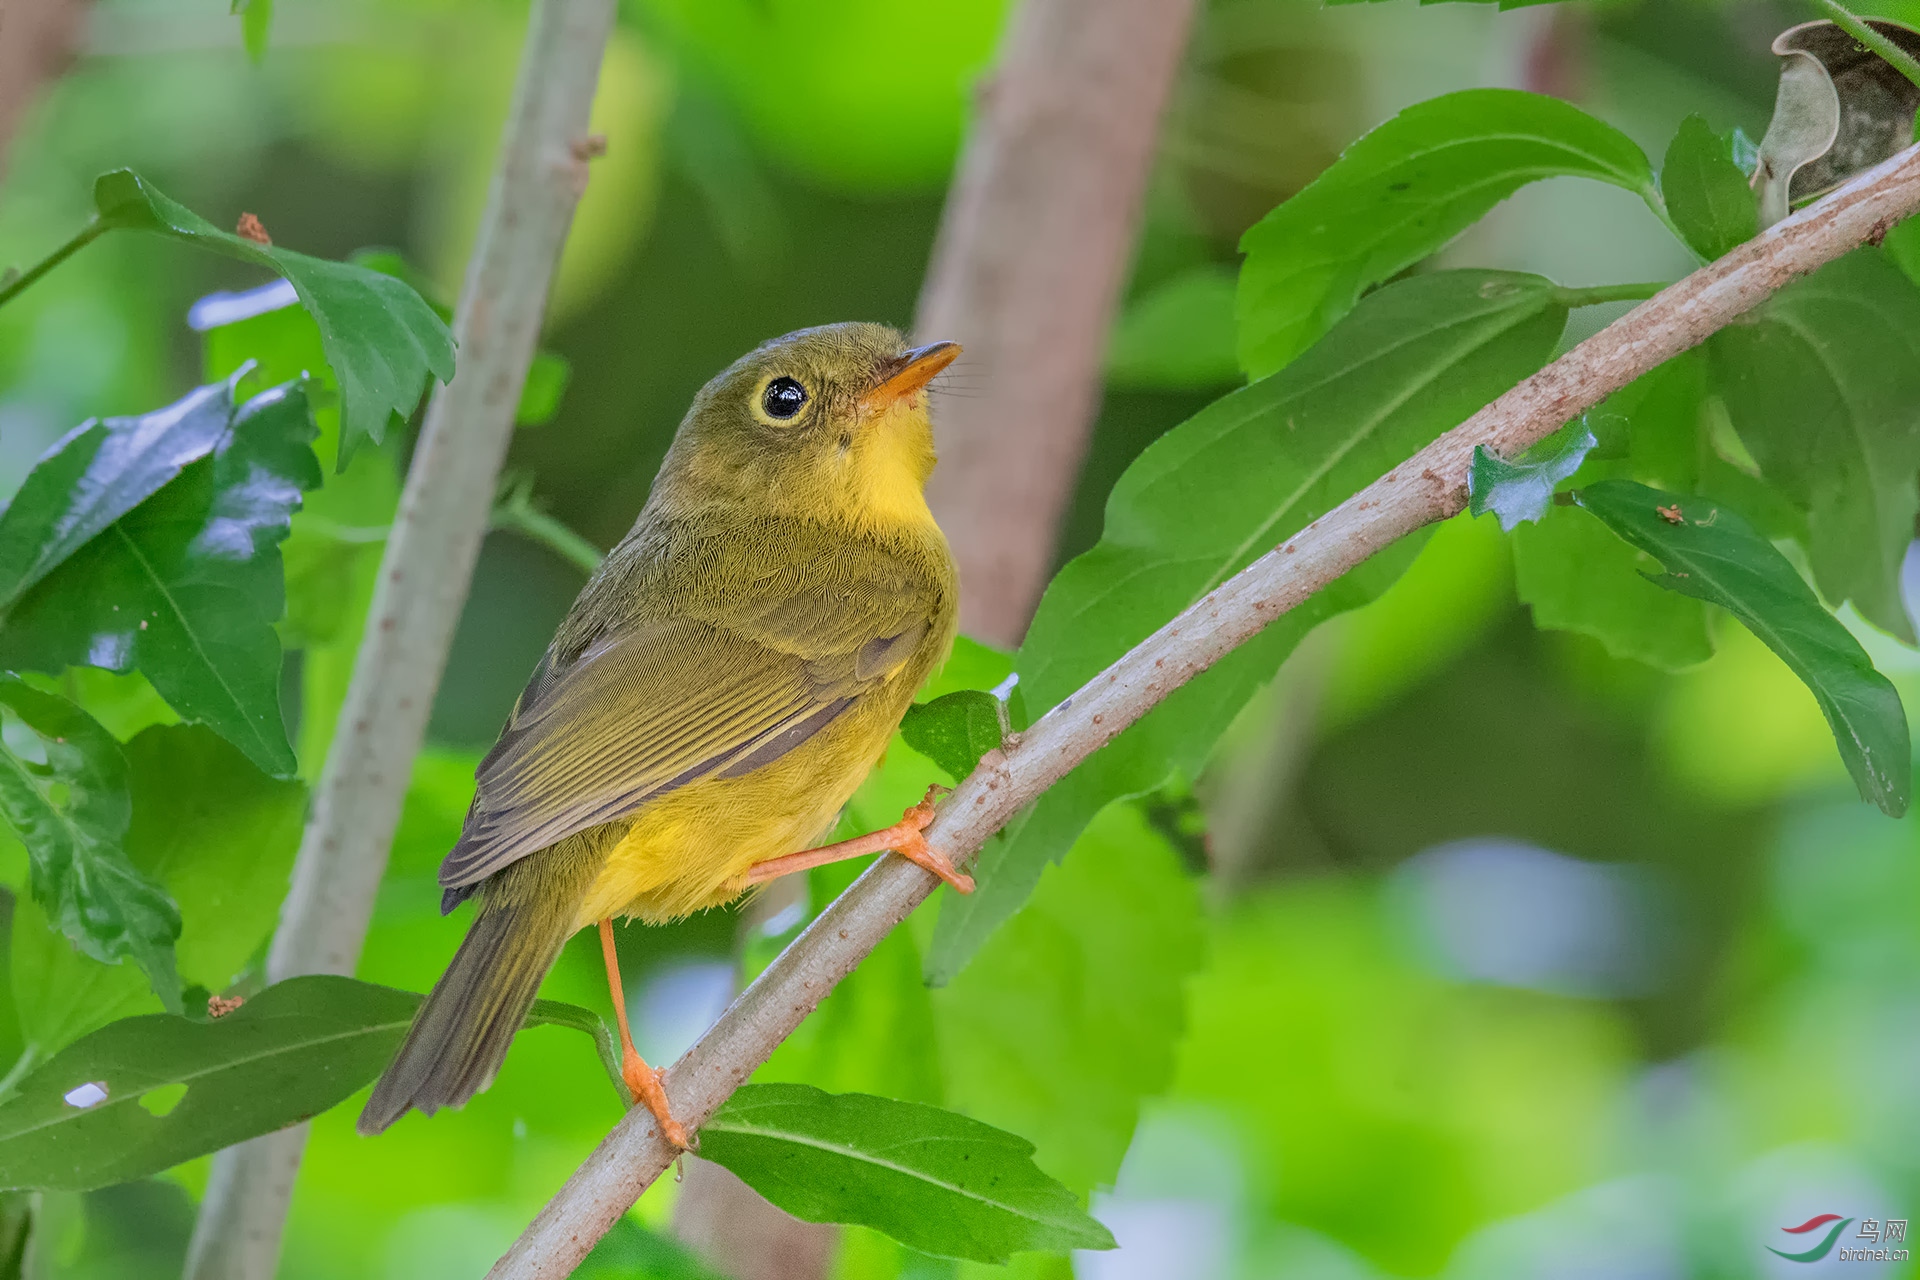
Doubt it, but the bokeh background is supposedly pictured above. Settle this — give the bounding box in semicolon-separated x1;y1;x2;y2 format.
5;0;1920;1276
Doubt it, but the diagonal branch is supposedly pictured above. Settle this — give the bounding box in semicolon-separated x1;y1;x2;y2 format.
488;141;1920;1280
180;1;614;1277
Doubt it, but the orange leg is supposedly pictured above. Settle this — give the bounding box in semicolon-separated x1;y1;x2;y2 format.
744;787;975;893
598;918;691;1150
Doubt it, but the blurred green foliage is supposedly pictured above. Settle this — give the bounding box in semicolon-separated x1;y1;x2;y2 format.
4;0;1920;1277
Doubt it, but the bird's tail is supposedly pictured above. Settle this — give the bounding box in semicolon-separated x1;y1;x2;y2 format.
358;846;595;1136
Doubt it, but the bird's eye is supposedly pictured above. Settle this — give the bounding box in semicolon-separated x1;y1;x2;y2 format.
761;376;808;421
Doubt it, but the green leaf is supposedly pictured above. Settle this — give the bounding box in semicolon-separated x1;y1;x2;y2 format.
198;287;401;658
0;680;178;1007
517;351;572;427
1106;266;1241;391
0;378;240;610
0;382;322;776
10;892;162;1067
1660;114;1760;261
929;270;1568;982
1708;250;1920;644
0;975;406;1191
1512;502;1714;670
1467;422;1596;530
576;1217;727;1280
1585;350;1707;492
1887;214;1920;289
1578;480;1909;814
122;726;302;992
95;170;454;465
899;692;1003;785
0;976;621;1191
1236;90;1654;378
934;802;1205;1196
699;1084;1115;1264
237;0;272;61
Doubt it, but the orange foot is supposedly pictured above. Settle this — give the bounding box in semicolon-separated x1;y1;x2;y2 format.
599;918;693;1150
744;786;975;894
621;1048;692;1151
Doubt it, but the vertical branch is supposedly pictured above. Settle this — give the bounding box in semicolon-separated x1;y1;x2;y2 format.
179;2;615;1277
661;4;1205;1268
915;0;1202;646
0;0;90;183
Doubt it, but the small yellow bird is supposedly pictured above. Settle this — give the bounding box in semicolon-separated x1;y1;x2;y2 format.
359;323;970;1146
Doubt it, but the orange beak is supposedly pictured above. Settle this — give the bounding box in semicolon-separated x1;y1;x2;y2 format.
866;341;961;411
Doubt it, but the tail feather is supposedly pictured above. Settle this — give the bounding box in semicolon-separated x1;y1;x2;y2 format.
357;855;587;1136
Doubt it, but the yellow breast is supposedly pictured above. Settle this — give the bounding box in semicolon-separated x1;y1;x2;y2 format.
570;687;910;929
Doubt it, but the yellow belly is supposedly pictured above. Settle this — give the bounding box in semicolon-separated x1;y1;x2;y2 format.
569;695;901;929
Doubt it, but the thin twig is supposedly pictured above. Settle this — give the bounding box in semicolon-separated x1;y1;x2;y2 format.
180;2;615;1277
0;217;104;310
489;139;1920;1280
491;473;606;574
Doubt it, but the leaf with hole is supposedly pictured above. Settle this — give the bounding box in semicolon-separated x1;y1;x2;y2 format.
0;381;321;777
0;680;178;1009
1236;90;1653;378
929;271;1568;982
1578;480;1908;814
0;976;623;1191
95;170;453;466
699;1084;1115;1264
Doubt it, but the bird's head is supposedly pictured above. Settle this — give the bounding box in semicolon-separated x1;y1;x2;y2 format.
654;322;960;532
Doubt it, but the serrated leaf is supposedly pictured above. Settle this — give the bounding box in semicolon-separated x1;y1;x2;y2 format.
1236;89;1654;378
1513;501;1714;670
1579;480;1908;814
0;680;178;1007
95;170;453;466
0;976;620;1190
699;1084;1115;1264
1661;114;1760;261
0;382;322;776
929;271;1569;982
1708;250;1920;644
899;691;1003;785
1468;422;1596;530
0;378;239;610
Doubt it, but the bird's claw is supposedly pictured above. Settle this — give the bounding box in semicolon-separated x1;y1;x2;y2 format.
623;1058;693;1151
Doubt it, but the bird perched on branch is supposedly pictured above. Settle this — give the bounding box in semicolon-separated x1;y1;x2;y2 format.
358;323;969;1147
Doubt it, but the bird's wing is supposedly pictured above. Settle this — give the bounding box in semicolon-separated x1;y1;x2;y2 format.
438;581;934;895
